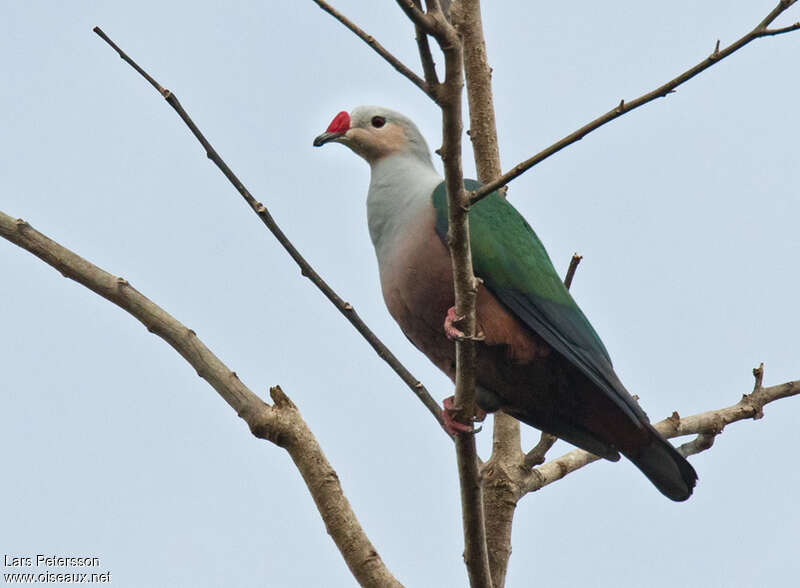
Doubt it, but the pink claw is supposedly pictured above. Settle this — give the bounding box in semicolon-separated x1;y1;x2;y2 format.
444;306;465;340
442;396;475;435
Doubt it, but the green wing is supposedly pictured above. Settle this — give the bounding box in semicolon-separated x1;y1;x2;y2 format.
433;180;641;423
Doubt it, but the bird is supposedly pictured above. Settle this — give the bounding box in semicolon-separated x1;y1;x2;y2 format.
313;105;697;501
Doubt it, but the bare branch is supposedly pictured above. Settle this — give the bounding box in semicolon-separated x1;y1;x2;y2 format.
448;2;516;585
0;211;403;588
523;433;557;468
756;0;798;29
412;0;440;90
415;27;440;89
398;3;494;584
520;368;800;496
395;0;437;30
455;0;503;189
563;253;583;290
763;21;800;35
677;433;715;457
92;27;447;434
469;0;800;204
310;0;432;98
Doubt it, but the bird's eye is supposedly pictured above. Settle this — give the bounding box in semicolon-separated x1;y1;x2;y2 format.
371;116;386;128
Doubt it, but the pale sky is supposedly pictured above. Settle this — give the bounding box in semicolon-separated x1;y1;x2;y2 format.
2;2;799;587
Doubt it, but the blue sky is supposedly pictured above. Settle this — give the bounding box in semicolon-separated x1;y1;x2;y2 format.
2;2;798;586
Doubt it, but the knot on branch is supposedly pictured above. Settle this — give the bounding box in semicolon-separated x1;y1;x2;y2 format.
741;363;767;419
244;399;293;447
752;362;765;392
703;413;726;436
740;394;766;420
667;410;682;432
270;385;297;410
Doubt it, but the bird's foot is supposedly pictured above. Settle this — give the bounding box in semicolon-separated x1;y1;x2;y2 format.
442;396;487;436
443;306;485;342
444;307;465;340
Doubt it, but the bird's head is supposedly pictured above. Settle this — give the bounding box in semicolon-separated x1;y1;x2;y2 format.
313;106;433;166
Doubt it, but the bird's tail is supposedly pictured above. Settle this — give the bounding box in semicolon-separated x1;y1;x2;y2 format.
624;426;698;502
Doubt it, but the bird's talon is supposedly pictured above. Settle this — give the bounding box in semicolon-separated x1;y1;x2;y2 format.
442;396;481;435
444;306;466;340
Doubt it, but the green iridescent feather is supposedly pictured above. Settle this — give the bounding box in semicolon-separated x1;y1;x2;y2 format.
432;179;642;423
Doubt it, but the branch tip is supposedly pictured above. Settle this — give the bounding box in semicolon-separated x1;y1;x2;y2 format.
752;362;765;391
269;385;295;409
313;0;431;98
468;0;800;205
564;253;582;289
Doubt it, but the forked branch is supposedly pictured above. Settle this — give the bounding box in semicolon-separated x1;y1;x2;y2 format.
92;27;447;434
395;2;493;586
521;367;800;496
0;210;403;588
469;0;800;204
311;0;433;98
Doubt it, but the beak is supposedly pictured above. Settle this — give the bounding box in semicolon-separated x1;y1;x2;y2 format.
314;111;351;147
313;131;345;147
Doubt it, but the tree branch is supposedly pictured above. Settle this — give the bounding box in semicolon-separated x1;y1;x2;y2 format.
0;210;403;588
92;27;448;435
448;2;514;585
402;4;493;586
412;0;440;91
395;0;437;30
523;433;558;468
310;0;433;99
469;0;800;205
455;0;503;190
563;253;582;290
520;366;800;496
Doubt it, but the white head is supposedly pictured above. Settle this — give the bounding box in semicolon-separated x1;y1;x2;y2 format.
313;105;434;167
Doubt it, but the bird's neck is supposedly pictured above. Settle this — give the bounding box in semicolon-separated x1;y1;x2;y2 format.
366;153;442;262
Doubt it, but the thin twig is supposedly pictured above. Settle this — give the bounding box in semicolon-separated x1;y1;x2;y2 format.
0;210;404;588
523;433;557;468
310;0;432;99
412;0;440;91
563;253;583;290
763;21;800;35
395;0;437;30
92;27;447;434
469;0;800;204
